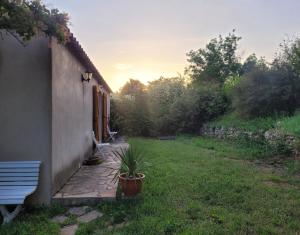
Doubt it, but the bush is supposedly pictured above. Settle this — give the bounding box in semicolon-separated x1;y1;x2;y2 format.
233;69;296;118
147;77;185;135
170;86;227;133
111;80;151;137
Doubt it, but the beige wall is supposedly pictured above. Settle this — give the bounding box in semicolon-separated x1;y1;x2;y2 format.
51;39;110;194
0;32;52;204
0;33;110;203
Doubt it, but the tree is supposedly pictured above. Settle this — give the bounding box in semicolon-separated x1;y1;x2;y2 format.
147;77;186;135
185;30;242;84
120;79;147;97
113;79;151;136
273;38;300;108
233;69;296;118
241;53;268;74
0;0;69;43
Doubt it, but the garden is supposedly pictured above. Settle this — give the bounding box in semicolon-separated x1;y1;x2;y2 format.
2;137;300;234
1;1;300;234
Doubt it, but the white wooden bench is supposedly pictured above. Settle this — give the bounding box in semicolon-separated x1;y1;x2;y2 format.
0;161;41;224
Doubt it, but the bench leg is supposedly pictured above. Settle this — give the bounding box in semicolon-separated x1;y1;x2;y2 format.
0;205;22;225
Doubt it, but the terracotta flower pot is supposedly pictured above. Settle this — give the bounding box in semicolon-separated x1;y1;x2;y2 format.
119;173;145;197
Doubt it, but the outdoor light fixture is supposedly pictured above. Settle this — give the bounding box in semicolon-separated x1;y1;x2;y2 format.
81;71;93;82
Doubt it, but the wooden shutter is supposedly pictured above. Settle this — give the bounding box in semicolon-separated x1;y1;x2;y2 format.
93;86;100;141
103;93;108;140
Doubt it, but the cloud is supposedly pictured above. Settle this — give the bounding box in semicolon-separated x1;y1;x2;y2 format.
114;63;133;70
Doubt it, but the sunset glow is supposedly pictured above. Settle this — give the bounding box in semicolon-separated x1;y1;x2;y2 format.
44;0;300;91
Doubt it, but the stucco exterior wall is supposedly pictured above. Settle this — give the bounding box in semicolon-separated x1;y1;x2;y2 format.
51;39;109;194
0;32;52;204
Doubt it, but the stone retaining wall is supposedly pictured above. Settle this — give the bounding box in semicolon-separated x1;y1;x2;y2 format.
200;125;298;154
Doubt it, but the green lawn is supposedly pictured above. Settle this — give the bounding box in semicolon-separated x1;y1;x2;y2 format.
208;112;277;132
2;137;300;234
279;112;300;137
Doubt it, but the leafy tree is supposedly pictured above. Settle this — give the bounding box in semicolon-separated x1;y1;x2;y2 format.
185;30;242;84
273;38;300;108
147;77;185;135
0;0;69;43
120;79;147;97
233;69;296;118
170;86;227;133
113;79;151;136
241;54;268;74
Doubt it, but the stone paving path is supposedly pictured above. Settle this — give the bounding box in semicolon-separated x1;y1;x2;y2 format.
51;206;103;235
51;205;129;235
53;141;128;206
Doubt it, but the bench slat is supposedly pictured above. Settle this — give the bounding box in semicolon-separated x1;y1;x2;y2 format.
0;199;24;204
0;177;38;182
0;161;41;164
0;189;34;196
0;181;38;186
0;161;41;205
0;168;40;173
0;185;36;190
0;163;40;168
0;173;39;177
0;195;26;199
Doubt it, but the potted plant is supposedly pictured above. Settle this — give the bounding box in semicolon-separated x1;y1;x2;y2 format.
112;146;145;197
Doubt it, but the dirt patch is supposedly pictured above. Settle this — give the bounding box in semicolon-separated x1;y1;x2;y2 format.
253;156;291;175
263;180;298;190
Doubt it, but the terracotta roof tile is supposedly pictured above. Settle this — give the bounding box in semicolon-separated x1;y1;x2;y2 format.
66;33;112;93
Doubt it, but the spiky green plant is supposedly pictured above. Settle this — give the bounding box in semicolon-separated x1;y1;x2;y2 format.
111;146;145;181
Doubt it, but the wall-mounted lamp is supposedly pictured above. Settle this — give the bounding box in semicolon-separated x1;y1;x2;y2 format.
81;71;93;82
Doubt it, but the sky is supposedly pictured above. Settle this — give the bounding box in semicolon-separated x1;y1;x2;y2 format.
44;0;300;91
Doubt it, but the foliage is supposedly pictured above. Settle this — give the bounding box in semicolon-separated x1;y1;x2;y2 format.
241;53;268;74
120;78;147;97
4;137;300;234
278;112;300;137
147;77;185;135
273;38;300;108
170;86;227;133
81;137;300;234
233;68;296;118
208;112;277;132
223;75;242;98
0;0;69;43
112;146;145;179
112;79;151;137
0;204;64;235
185;30;242;84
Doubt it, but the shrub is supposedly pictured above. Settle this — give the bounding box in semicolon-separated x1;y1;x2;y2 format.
233;69;296;118
147;77;185;135
111;80;152;137
170;86;227;133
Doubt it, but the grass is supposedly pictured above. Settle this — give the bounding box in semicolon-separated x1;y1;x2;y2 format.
278;112;300;137
0;204;64;235
77;137;300;234
209;111;300;137
208;112;277;132
2;137;300;234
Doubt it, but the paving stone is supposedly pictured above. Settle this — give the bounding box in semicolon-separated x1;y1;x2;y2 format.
52;143;128;205
51;215;68;224
68;206;89;216
77;210;103;223
60;224;78;235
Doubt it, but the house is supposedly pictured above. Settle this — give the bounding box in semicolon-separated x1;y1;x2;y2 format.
0;31;112;204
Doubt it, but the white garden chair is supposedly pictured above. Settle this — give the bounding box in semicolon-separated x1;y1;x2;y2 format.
92;131;110;152
107;124;118;142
